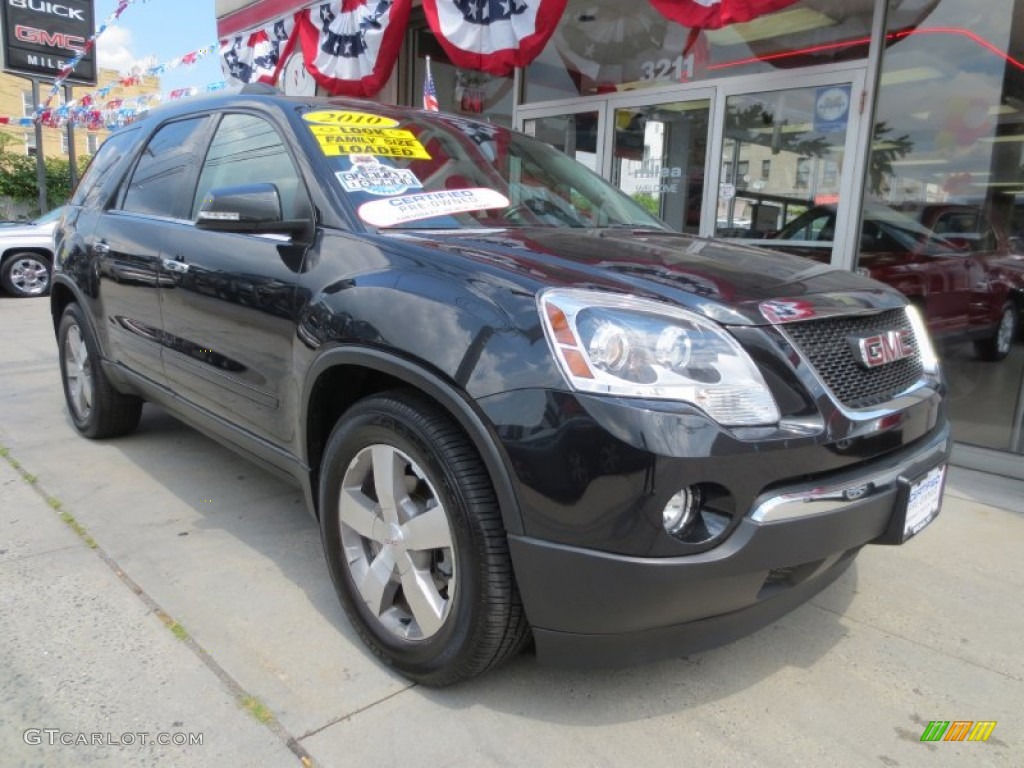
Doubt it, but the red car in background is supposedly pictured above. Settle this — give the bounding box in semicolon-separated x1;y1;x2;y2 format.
772;203;1022;360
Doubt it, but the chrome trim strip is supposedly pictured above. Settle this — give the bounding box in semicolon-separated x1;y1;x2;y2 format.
751;434;949;523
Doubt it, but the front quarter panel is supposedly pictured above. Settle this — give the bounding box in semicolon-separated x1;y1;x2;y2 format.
296;231;563;396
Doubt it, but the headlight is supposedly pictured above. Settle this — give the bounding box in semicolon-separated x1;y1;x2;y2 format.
538;289;780;426
905;304;940;376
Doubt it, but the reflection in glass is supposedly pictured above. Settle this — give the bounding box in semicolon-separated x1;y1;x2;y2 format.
611;101;710;234
523;113;600;173
861;0;1024;454
715;85;852;248
410;25;514;127
524;0;875;102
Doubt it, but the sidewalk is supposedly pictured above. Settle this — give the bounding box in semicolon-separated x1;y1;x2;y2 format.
0;457;302;767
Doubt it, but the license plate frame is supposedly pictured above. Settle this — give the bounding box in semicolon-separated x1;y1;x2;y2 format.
878;463;947;545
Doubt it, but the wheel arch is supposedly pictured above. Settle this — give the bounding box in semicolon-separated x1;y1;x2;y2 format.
2;247;53;262
49;279;78;334
302;347;524;536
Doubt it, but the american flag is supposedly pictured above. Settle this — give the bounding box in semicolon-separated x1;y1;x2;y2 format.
423;56;439;112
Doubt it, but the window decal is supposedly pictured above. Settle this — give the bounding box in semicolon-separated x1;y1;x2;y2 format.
336;157;424;195
308;123;431;159
357;188;510;227
303;110;400;128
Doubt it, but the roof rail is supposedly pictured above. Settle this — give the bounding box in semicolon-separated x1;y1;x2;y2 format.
240;82;280;95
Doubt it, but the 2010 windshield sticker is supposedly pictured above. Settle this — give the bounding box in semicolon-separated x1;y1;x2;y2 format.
302;110;400;128
358;188;511;228
336;157;423;196
309;124;431;160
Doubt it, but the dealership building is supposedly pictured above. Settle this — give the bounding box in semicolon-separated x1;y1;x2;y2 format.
214;0;1024;476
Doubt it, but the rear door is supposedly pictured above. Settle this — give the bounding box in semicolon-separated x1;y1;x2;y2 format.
89;116;213;385
157;112;315;444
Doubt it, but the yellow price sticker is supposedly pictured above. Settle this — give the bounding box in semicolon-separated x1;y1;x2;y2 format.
302;110;400;128
310;125;432;160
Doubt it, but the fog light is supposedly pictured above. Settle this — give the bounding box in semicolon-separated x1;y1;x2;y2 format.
663;487;701;535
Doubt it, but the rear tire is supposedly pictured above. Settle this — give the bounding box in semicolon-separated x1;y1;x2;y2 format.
318;389;529;686
58;303;142;438
974;303;1017;361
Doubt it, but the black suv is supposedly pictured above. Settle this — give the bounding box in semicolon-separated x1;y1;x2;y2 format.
52;89;951;685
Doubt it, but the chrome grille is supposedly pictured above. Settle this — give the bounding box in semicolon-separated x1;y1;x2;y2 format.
782;309;924;409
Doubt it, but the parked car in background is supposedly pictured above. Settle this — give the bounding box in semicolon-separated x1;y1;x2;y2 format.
771;203;1022;360
0;207;64;298
51;90;950;685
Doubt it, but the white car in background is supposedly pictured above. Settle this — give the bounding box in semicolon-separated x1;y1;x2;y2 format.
0;207;64;298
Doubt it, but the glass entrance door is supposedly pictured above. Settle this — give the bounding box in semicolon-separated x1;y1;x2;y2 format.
609;98;712;235
522;109;603;175
711;72;866;265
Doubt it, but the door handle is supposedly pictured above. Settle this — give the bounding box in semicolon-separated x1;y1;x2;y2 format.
161;258;190;274
93;242;110;254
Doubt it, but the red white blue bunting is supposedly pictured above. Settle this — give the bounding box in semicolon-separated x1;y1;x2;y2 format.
647;0;800;30
421;0;567;76
296;0;412;97
220;16;298;86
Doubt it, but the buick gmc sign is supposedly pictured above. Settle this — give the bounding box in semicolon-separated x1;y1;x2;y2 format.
2;0;95;83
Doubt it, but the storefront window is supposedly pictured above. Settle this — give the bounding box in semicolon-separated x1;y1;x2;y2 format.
858;0;1024;454
409;24;514;127
524;0;875;103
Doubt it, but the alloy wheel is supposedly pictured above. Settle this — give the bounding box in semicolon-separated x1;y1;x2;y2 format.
63;323;94;421
996;308;1014;357
338;444;457;641
9;256;49;296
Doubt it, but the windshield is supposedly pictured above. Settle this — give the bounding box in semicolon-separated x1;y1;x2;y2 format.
776;204;963;254
33;207;64;225
301;108;667;231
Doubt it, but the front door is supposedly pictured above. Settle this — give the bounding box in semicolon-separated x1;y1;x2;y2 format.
157;112;314;445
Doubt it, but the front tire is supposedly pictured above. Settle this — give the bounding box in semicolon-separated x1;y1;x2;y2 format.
318;390;528;686
1;252;51;297
974;303;1017;361
58;303;142;438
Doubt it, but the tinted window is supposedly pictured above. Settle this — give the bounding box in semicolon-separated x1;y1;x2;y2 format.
70;128;140;208
122;117;210;218
192;114;306;220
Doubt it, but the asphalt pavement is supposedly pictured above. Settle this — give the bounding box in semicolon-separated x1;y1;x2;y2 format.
1;294;1021;768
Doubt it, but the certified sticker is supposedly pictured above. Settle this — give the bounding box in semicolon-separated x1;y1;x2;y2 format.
308;124;431;160
302;110;400;128
336;158;423;196
358;188;511;227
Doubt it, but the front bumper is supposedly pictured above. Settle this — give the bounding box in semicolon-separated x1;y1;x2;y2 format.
509;421;951;667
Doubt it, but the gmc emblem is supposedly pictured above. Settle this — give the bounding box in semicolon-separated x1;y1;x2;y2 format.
851;329;914;368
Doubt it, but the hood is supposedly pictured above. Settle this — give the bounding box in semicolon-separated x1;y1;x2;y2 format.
385;228;904;325
0;221;57;243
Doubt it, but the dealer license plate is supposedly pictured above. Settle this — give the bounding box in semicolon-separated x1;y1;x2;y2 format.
903;464;946;539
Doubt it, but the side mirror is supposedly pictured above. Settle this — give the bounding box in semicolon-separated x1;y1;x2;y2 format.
195;183;308;236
